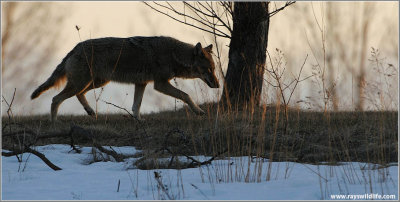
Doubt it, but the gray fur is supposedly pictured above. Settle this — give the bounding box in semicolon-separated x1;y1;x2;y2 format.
31;36;219;121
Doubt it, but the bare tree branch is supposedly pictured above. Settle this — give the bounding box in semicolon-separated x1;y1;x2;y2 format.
143;2;231;38
2;147;62;171
161;1;225;35
207;2;232;33
269;1;296;17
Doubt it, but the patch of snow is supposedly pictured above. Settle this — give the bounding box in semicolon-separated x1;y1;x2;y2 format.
1;144;398;200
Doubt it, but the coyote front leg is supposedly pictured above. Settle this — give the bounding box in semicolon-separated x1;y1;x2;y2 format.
132;83;147;119
77;94;96;116
154;80;205;115
76;79;109;117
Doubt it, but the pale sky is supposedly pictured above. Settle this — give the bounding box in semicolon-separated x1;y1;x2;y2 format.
2;1;398;116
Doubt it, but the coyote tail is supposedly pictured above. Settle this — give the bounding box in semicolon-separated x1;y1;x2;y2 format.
30;50;73;99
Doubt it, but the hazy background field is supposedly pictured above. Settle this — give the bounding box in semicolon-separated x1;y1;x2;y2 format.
2;1;398;116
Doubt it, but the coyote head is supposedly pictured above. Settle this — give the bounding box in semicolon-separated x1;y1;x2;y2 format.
192;43;220;88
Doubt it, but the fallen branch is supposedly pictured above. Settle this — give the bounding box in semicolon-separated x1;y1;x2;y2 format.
2;124;80;151
94;144;125;162
161;128;228;168
25;147;62;171
2;124;132;170
176;148;228;168
2;147;62;171
69;125;128;162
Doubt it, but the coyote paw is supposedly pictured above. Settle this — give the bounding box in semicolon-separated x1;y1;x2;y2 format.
85;107;96;117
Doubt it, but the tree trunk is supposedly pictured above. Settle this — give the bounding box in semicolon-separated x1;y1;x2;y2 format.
221;2;270;110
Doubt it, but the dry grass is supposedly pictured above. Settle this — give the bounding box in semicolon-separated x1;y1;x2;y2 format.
2;103;397;166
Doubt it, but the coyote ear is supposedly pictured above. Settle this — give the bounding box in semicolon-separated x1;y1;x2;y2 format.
194;42;202;55
204;44;213;53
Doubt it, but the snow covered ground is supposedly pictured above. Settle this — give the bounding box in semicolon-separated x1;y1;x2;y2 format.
2;144;398;200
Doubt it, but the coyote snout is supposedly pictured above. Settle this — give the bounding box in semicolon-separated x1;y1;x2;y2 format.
201;74;219;89
30;36;219;121
193;43;219;89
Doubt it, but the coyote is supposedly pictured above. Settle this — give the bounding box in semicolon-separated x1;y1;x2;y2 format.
31;36;219;121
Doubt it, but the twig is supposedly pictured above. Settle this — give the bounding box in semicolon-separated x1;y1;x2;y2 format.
269;1;296;17
163;1;228;34
143;2;230;38
96;87;105;102
2;88;16;118
101;99;148;136
154;171;173;200
266;50;287;105
300;163;328;182
101;99;134;117
75;26;98;118
287;54;309;104
117;179;120;192
2;88;16;135
191;183;209;200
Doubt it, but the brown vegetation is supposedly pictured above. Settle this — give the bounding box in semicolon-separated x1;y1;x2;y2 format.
2;103;397;169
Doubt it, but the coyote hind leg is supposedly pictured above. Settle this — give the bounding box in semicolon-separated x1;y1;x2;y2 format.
154;80;205;115
132;83;147;119
51;81;89;121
